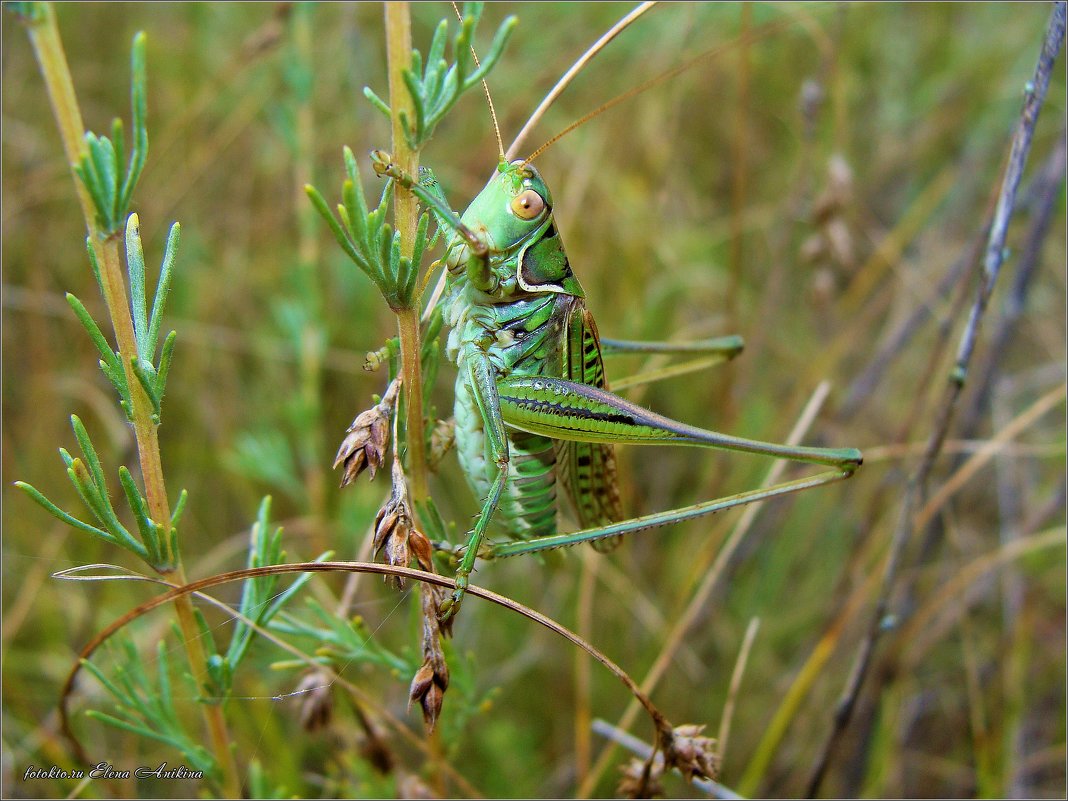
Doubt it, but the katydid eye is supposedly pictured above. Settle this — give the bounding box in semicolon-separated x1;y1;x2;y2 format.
511;189;545;220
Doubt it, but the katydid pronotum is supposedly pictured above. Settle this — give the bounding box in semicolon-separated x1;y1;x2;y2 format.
338;11;863;622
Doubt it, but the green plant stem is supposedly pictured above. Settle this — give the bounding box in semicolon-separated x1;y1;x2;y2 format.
25;6;240;795
94;237;171;526
25;4;95;227
385;1;428;504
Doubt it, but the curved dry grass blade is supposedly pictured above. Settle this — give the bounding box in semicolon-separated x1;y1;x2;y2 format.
505;1;657;160
53;563;163;584
56;564;483;796
521;5;833;165
58;561;674;770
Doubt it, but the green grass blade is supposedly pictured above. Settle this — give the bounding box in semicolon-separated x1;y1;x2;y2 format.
170;487;188;528
362;86;391;118
130;356;161;419
466;15;517;87
118;465;158;552
87;134;118;231
304;184;364;268
153;330;176;403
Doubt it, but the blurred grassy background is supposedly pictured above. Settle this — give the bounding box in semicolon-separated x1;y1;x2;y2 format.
2;2;1065;798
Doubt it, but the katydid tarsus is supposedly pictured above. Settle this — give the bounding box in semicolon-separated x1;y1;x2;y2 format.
349;10;863;622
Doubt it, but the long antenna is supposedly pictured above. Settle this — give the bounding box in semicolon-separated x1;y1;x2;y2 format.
505;1;658;162
522;5;830;166
453;2;505;160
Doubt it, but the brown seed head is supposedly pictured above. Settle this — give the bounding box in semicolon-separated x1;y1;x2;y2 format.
334;405;390;486
409;529;434;572
663;723;719;783
617;757;664;799
373;500;413;589
408;656;449;733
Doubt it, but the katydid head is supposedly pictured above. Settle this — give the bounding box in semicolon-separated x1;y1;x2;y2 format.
461;160;553;239
456;161;585;300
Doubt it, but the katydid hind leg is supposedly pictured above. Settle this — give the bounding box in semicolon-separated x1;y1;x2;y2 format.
488;467;855;558
496;375;862;470
489;373;861;556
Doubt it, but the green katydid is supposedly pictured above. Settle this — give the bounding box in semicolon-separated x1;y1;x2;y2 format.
326;4;863;621
368;149;862;621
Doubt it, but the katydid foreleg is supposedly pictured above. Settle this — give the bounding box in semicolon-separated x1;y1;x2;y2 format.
437;346;514;620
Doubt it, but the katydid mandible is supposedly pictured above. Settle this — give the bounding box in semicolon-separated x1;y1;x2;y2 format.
370;151;862;621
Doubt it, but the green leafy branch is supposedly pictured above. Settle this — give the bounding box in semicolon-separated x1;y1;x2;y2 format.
305;147;429;311
15;416;186;572
81;641;218;779
364;3;517;151
71;216;178;423
17;214;183;572
307;4;515;311
197;498;327;698
72;31;147;236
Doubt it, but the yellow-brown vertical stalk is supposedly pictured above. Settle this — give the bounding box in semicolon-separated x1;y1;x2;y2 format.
25;5;240;795
385;1;429;505
383;6;442;788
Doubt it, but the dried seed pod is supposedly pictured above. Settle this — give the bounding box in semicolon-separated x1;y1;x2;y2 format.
408;656;449;732
409;550;451;730
334;378;400;486
408;528;435;571
334;408;389;485
663;723;718;783
617;757;664;799
372;456;441;593
373;466;415;588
